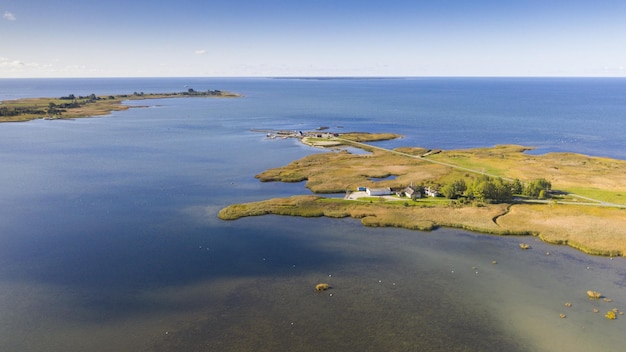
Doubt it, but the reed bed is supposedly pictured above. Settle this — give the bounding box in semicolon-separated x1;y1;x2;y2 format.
224;143;626;257
497;204;626;256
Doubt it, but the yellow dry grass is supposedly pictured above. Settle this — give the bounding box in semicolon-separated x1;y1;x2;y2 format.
258;142;626;204
219;195;511;234
256;148;450;193
224;143;626;257
339;132;402;142
429;145;626;202
497;204;626;256
220;196;626;256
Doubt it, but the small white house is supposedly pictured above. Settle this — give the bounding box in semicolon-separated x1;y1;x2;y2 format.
366;187;392;196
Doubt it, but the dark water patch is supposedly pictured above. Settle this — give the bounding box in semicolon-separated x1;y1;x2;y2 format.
368;175;397;181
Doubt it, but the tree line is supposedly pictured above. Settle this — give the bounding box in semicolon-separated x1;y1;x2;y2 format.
439;175;551;203
0;106;47;117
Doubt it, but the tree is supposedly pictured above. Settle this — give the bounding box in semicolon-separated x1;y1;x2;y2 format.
47;102;60;116
466;176;513;203
511;178;523;194
524;178;552;198
442;179;466;199
492;178;513;203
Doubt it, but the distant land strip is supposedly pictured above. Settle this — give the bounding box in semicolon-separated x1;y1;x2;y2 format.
0;88;241;122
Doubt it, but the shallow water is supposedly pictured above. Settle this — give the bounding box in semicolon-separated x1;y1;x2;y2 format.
3;213;624;351
1;78;625;351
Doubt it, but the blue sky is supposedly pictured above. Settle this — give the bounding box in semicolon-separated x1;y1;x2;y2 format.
1;0;626;77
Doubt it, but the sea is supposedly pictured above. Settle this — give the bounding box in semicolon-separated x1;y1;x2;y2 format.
0;77;625;352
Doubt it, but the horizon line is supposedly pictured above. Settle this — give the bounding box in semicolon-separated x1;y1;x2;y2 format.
2;75;626;80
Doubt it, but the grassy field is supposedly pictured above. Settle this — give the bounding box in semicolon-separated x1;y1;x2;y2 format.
224;138;626;257
428;145;626;204
256;147;452;193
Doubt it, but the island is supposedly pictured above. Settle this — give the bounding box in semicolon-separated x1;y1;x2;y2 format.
219;132;626;257
0;88;240;122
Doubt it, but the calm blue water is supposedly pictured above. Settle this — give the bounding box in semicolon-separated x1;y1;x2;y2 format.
1;78;625;352
3;77;626;158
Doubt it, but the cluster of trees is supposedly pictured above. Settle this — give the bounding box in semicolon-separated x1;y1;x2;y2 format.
0;106;47;117
439;176;551;204
60;93;99;101
130;89;223;97
48;94;101;115
47;102;65;116
523;178;552;198
182;88;223;96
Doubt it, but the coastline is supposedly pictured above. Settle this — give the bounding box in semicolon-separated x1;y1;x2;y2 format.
219;132;626;257
218;196;625;257
0;90;241;122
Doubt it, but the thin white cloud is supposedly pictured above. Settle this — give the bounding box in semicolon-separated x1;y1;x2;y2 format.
3;11;16;21
0;58;25;67
194;49;207;55
0;57;56;78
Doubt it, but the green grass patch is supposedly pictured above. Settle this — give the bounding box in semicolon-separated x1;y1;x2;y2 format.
563;187;626;205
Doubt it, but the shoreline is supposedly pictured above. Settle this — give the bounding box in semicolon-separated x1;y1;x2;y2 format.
218;195;625;257
219;133;626;258
0;90;241;122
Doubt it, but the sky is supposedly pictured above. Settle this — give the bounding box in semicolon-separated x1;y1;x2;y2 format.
1;0;626;78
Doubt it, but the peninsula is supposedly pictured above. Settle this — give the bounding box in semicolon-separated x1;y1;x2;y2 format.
0;88;240;122
219;132;626;257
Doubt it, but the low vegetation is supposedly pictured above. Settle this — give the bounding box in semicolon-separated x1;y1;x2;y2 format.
338;132;402;143
0;89;240;122
315;283;330;292
218;195;511;233
605;311;617;320
221;135;626;257
587;290;602;299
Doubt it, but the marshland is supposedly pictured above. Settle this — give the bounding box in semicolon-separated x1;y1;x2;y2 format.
220;133;626;257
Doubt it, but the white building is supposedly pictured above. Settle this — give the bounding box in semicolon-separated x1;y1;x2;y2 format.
366;187;392;196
